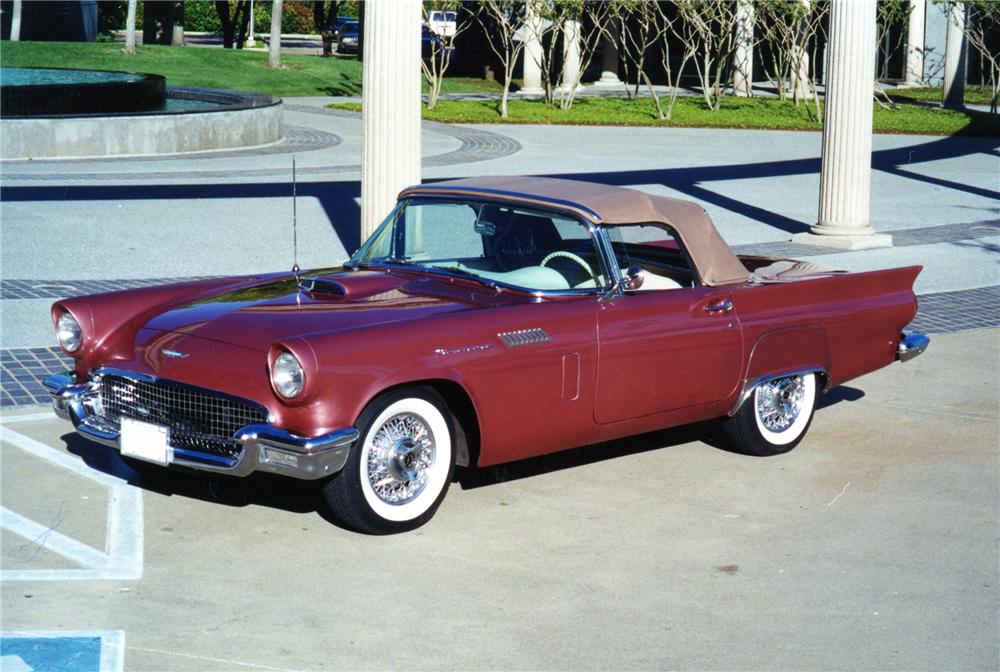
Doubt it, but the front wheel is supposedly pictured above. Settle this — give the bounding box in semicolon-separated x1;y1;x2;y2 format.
322;388;455;534
719;372;817;456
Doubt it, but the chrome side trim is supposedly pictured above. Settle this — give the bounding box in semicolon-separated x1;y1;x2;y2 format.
498;328;551;347
44;370;357;480
730;367;827;416
896;332;929;363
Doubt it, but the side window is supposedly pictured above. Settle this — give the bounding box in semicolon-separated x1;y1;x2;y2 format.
607;224;695;290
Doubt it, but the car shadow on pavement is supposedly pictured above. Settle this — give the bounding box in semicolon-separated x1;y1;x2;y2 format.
62;432;325;515
460;384;866;488
527;134;999;235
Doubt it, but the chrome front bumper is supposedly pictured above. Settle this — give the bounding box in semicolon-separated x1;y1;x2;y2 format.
896;332;930;363
43;372;358;480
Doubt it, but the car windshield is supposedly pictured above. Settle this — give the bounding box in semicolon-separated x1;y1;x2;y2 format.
350;198;609;292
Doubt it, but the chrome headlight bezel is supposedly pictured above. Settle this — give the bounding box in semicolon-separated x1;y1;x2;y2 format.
271;351;305;399
56;311;83;353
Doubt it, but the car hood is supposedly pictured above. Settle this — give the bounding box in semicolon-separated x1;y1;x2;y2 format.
138;268;514;352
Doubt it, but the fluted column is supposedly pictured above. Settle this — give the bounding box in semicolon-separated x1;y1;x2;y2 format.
594;24;622;87
795;0;890;249
558;19;582;93
904;0;926;85
942;1;967;108
360;0;422;241
521;3;544;95
733;0;754;97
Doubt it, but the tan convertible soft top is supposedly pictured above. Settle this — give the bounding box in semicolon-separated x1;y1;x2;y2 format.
399;176;750;287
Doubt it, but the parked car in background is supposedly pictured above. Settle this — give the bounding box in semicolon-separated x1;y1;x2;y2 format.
336;20;359;54
44;177;928;534
426;10;457;38
422;24;455;59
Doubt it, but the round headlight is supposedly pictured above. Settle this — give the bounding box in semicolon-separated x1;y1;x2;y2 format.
272;351;305;399
56;312;82;353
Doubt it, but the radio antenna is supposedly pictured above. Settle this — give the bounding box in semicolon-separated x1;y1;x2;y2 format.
291;155;300;279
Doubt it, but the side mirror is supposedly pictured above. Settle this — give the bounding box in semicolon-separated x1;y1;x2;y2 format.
623;265;645;291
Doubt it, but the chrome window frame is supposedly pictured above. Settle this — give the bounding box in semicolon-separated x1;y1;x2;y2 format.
350;196;622;299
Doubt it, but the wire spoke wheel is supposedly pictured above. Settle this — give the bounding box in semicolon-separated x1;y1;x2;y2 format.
322;388;455;534
720;372;818;456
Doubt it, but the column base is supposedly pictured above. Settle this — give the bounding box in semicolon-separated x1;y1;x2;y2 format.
518;86;545;96
555;84;586;94
592;75;623;87
791;229;893;250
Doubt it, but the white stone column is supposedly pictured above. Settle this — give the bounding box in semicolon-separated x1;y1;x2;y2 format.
521;3;544;95
361;0;422;241
9;0;21;41
794;0;891;250
733;0;754;97
594;24;622;87
942;1;967;108
792;0;813;101
558;19;583;93
904;0;926;85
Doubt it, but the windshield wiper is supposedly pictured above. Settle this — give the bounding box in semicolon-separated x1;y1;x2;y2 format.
429;265;501;291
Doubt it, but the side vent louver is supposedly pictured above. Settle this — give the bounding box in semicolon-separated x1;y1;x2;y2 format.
498;328;551;347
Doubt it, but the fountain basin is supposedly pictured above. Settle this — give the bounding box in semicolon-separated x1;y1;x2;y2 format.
0;67;283;160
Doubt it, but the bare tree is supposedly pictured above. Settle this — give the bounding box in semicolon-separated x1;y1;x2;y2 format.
944;0;999;115
124;0;137;53
477;0;528;118
523;0;558;104
314;1;340;58
674;0;739;110
659;3;696;120
216;0;253;49
421;1;469;109
606;0;669;119
756;0;825;107
269;0;284;67
552;1;609;110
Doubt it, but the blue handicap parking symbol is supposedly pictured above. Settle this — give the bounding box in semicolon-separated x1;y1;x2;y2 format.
1;636;102;672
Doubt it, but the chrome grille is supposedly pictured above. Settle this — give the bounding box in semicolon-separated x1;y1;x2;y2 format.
99;374;268;460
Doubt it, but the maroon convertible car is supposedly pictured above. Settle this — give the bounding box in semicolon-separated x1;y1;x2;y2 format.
45;177;928;533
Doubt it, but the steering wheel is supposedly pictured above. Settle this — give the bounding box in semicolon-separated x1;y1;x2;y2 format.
541;251;594;283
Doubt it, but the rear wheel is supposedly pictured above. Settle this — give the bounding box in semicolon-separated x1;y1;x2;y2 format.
322;388;455;534
720;372;817;456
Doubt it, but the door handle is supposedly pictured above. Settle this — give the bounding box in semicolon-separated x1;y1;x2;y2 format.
704;298;733;314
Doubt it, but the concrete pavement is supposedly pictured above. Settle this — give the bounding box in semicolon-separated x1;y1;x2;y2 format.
1;99;998;670
1;329;997;670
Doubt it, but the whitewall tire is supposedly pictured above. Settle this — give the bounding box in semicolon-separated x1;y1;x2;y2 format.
720;373;817;456
322;387;455;534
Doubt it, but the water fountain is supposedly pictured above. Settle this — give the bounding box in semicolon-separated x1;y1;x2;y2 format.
0;67;283;160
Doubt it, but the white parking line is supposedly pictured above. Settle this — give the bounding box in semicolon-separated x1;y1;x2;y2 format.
0;410;56;424
0;424;143;582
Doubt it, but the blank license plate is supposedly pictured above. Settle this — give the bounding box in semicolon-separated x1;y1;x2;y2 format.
120;417;172;465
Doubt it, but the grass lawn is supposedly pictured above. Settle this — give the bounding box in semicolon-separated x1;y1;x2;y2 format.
332;96;999;137
0;40;499;96
887;85;996;106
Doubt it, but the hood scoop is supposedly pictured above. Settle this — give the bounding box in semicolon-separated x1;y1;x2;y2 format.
297;270;408;300
298;276;346;296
